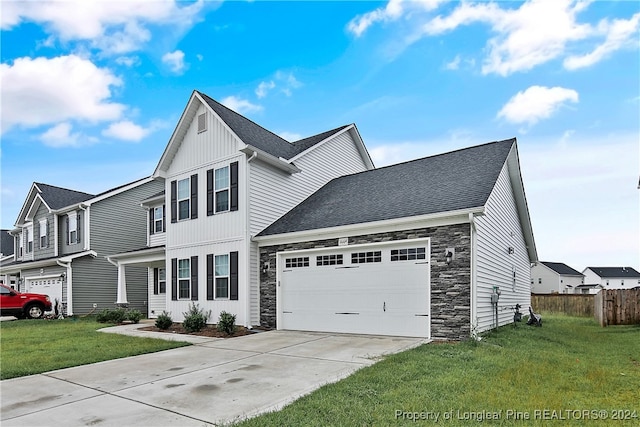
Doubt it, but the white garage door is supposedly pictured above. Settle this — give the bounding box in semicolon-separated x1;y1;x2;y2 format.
278;239;430;338
26;276;63;309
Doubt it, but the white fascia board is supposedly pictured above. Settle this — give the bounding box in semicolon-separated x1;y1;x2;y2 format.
254;207;483;247
348;124;375;170
240;146;301;174
287;125;353;163
140;193;166;207
0;257;62;274
106;246;165;265
25;194;51;222
15;183;42;227
59;250;97;263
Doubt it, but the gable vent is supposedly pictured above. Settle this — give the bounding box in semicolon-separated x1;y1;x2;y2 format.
197;113;207;133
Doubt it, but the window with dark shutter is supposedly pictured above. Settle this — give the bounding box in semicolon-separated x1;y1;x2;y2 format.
206;169;214;216
190;174;198;219
190;255;198;300
170;181;177;223
65;216;70;245
171;258;178;300
230;162;238;211
149;209;154;235
162;204;166;232
76;213;81;244
230;251;238;300
207;254;214;300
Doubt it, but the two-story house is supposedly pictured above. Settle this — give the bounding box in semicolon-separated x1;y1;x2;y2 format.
0;179;164;315
107;91;374;326
582;267;640;291
530;261;584;294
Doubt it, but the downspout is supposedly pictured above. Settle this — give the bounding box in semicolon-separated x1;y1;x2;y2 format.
246;150;258;327
56;259;73;315
469;212;477;338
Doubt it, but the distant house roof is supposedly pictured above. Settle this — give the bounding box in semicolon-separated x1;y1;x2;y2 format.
34;182;94;210
1;229;14;256
541;262;583;276
258;138;516;236
585;267;640;279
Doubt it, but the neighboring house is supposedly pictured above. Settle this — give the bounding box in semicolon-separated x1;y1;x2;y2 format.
107;90;374;325
255;138;537;339
0;230;16;287
531;261;584;294
0;179;164;315
582;267;640;291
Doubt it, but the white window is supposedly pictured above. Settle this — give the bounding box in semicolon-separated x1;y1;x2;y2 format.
154;206;164;232
214;166;229;213
39;219;48;248
26;227;33;253
178;259;190;299
18;234;23;257
68;213;77;244
177;178;190;220
158;268;166;294
215;254;229;299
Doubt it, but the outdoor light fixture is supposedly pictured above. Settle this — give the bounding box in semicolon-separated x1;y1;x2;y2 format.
59;273;66;281
508;246;514;254
445;248;455;265
262;262;270;274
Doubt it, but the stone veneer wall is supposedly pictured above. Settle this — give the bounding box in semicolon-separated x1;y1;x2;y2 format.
259;223;471;340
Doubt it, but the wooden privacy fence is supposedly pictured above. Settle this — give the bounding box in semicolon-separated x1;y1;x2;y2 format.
594;288;640;326
531;293;594;317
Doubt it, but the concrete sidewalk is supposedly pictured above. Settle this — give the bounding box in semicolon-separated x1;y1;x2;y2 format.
1;326;426;426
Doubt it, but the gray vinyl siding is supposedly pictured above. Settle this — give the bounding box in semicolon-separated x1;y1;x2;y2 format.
71;256;148;314
33;203;55;260
59;210;85;255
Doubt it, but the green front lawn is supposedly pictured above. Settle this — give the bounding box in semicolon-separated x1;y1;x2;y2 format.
238;315;640;426
0;317;189;380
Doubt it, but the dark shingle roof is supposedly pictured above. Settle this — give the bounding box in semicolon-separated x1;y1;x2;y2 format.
586;267;640;278
259;138;515;236
35;183;94;210
198;92;350;160
541;262;583;276
1;229;14;256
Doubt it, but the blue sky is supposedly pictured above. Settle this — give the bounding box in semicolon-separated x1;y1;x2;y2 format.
1;0;638;271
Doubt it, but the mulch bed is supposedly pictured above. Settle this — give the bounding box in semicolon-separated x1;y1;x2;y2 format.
139;323;254;338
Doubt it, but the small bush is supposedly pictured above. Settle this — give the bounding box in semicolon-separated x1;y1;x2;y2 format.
96;308;127;324
217;311;236;335
182;303;211;333
126;309;143;324
155;311;173;330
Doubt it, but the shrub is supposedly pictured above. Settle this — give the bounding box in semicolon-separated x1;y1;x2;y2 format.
182;303;211;333
155;311;173;330
126;309;143;324
96;308;127;324
216;311;236;335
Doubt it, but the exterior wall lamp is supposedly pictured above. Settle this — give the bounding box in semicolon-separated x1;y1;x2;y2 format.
445;248;455;265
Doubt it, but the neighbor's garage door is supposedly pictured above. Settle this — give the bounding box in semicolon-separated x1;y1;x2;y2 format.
278;239;430;338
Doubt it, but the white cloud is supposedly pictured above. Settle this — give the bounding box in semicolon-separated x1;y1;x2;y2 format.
102;120;151;142
347;0;444;37
497;85;579;125
444;55;461;70
39;122;83;147
221;96;263;114
1;0;206;55
1;55;124;133
255;80;275;99
115;56;140;67
162;50;186;74
564;13;640;70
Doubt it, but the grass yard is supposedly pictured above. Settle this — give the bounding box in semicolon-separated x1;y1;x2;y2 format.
0;317;189;380
238;315;640;426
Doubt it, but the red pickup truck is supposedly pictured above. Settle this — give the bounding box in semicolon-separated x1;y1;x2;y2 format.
0;284;52;319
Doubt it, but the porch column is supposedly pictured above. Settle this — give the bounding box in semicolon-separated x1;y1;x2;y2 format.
116;264;128;304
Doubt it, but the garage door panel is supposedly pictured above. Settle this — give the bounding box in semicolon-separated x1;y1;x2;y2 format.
279;241;431;338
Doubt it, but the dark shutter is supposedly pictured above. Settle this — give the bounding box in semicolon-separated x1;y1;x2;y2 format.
190;255;198;300
206;169;214;216
149;209;154;235
230;162;239;211
35;222;40;249
171;258;177;300
45;219;49;247
170;180;177;223
153;268;159;295
162;204;166;232
230;251;238;300
65;216;70;245
76;213;81;244
206;254;214;300
190;174;198;219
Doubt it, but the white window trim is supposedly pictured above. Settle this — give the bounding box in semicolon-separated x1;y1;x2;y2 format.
214;254;229;299
177;178;190;221
68;212;78;244
178;258;191;300
39;219;48;248
153;206;164;233
158;268;166;294
26;226;33;253
214;166;230;213
18;233;24;257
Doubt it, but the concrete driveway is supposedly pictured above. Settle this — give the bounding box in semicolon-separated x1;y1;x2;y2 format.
1;329;425;426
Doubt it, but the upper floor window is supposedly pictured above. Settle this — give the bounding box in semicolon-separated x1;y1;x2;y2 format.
178;259;190;299
39;219;48;248
177;178;190;221
26;227;33;253
207;162;238;216
68;213;78;244
154;206;164;232
214;166;230;213
18;234;23;257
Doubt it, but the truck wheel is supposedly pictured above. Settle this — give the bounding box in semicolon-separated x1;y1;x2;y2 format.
25;304;45;319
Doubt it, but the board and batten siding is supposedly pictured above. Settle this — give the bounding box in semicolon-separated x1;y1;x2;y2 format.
147;266;166;318
32;203;56;260
474;162;531;333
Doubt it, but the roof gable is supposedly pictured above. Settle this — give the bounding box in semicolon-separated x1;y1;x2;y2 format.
258;138;516;236
541;262;583;276
15;182;94;226
585;267;640;278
